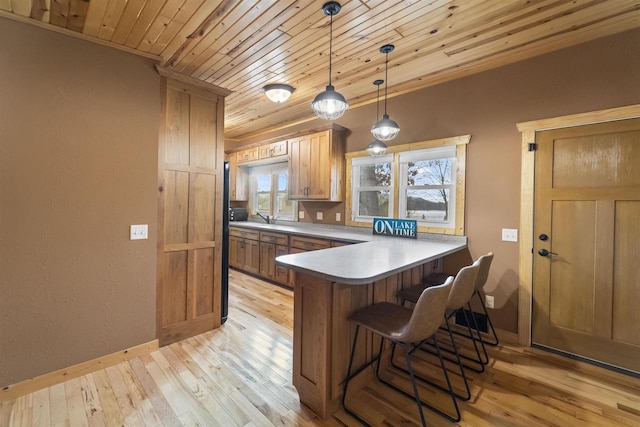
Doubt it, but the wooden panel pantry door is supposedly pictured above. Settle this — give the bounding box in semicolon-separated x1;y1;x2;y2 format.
158;80;225;346
532;117;640;372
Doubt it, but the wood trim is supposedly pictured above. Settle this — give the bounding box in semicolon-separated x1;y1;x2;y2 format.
0;340;159;403
156;78;168;346
345;134;471;160
226;123;348;151
156;66;231;97
515;104;640;346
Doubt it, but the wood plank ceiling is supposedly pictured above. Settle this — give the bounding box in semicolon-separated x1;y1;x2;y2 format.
2;0;639;141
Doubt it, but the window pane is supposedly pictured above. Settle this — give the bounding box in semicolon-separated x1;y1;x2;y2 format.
257;193;271;211
404;189;450;221
407;159;452;186
257;174;271;191
358;191;390;217
359;163;391;187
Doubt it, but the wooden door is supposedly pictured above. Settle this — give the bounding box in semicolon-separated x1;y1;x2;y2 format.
158;81;225;346
532;117;640;372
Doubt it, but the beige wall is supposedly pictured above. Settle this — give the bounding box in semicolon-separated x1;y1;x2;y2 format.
0;18;160;386
234;28;640;333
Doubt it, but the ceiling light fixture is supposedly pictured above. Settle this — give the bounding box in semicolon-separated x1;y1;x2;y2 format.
367;79;388;157
263;84;294;103
371;44;400;141
311;1;348;120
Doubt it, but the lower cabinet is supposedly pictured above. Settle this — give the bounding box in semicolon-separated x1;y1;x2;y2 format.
229;229;260;275
259;242;290;287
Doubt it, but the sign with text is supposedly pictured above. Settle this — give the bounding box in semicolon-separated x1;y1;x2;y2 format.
372;218;417;239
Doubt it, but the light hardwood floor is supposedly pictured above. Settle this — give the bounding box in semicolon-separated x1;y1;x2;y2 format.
2;269;640;426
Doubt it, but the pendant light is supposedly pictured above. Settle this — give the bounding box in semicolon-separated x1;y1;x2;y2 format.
366;79;388;156
371;44;400;141
263;84;294;103
311;2;348;120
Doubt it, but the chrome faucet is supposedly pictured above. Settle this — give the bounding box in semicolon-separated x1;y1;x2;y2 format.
255;212;270;224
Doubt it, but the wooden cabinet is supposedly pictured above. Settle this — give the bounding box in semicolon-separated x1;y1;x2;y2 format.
225;152;248;201
289;129;345;201
259;231;290;287
259;139;289;160
236;147;259;164
229;228;259;274
330;240;353;247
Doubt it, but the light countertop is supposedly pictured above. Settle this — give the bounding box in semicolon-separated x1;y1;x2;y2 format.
228;221;466;285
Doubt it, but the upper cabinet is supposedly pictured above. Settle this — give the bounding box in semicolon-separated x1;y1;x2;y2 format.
236;147;259;164
225;152;248;201
289;129;345;201
259;139;289;160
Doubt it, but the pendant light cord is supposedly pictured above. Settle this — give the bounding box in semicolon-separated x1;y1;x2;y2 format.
383;51;389;115
328;12;333;87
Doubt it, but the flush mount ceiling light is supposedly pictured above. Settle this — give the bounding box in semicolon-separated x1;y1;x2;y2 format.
263;84;294;103
311;1;348;121
367;79;388;157
371;44;400;141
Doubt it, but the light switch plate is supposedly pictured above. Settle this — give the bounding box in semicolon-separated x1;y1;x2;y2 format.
316;212;323;220
130;224;148;240
336;212;341;222
502;228;518;242
485;295;495;309
298;211;304;219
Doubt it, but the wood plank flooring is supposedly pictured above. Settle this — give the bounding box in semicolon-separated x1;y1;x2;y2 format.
2;269;640;426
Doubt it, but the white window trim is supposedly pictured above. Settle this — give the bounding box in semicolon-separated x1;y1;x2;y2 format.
351;154;394;223
398;146;457;228
249;162;296;221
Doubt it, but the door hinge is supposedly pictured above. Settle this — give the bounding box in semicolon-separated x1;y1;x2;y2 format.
528;142;537;152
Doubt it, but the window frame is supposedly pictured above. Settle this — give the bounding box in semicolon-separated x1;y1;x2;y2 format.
350;154;395;223
249;163;296;221
346;135;469;235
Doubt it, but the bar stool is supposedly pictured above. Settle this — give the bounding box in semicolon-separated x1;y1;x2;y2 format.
424;252;497;347
342;278;456;426
395;261;479;400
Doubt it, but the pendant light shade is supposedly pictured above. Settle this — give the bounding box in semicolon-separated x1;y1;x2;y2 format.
371;44;400;141
263;84;294;103
311;2;348;120
367;79;387;157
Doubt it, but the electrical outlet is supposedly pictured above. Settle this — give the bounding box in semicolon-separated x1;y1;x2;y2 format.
130;224;148;240
502;228;518;242
298;211;304;219
336;212;341;222
485;295;495;309
316;212;323;220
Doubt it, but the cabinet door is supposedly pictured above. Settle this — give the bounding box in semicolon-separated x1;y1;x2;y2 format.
259;242;275;280
288;136;308;198
246;238;261;274
275;244;290;287
225;153;248;201
229;235;242;268
307;131;330;198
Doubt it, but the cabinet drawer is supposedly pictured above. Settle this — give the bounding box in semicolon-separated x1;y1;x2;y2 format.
260;231;288;246
230;228;259;240
331;240;354;247
290;235;330;251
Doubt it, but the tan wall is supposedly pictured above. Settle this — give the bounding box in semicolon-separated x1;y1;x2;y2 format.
234;28;640;333
0;18;160;386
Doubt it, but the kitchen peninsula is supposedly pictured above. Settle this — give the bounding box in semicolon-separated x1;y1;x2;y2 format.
272;226;466;419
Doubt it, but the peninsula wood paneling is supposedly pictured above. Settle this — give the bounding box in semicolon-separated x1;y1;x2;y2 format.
157;79;226;346
1;1;638;139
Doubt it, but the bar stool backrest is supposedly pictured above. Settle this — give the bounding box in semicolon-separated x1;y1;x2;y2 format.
473;252;494;293
401;276;454;343
446;261;480;313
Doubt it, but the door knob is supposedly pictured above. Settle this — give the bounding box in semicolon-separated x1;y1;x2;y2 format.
538;249;558;257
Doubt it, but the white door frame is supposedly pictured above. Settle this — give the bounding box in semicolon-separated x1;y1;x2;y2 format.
515;104;640;346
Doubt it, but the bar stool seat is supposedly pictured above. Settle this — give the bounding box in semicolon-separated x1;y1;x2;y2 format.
342;278;459;426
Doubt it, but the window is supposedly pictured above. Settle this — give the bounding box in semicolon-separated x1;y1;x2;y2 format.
346;135;468;235
398;146;456;228
250;164;294;220
351;154;394;222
